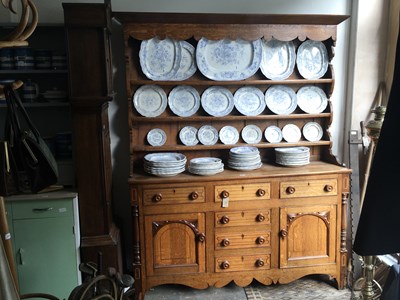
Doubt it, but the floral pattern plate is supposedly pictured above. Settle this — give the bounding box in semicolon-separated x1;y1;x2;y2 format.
282;124;302;143
201;86;234;117
260;38;296;80
265;85;297;115
168;85;200;117
132;85;167;117
264;125;283;143
179;126;199;146
147;128;167;146
302;122;323;142
196;38;263;81
219;125;239;145
297;85;328;114
139;37;182;80
170;41;197;81
296;40;329;80
197;125;219;145
234;86;266;116
241;124;262;144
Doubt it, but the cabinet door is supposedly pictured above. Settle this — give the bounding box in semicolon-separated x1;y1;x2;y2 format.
144;212;206;276
279;204;336;268
13;215;79;299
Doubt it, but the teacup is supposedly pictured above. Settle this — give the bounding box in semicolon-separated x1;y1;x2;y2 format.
22;81;39;102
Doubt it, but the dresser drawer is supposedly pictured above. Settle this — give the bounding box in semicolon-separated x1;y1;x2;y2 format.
10;199;74;220
215;231;271;249
215;183;271;203
215;210;270;227
215;254;271;272
280;179;337;199
143;186;205;205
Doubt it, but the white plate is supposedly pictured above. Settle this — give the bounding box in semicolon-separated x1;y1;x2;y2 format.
219;126;239;145
264;125;283;143
282;124;302;143
197;125;219;145
196;38;263;81
241;125;262;144
179;126;199;146
296;40;329;80
133;85;167;117
201;86;234;117
302;122;323;142
170;41;197;81
144;152;186;165
168;86;200;117
139;37;182;80
260;38;296;80
230;146;260;157
234;86;266;116
147;128;167;146
297;86;328;114
265;85;297;115
190;157;222;168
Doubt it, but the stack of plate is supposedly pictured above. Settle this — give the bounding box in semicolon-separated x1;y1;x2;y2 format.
275;147;310;167
144;152;186;177
228;146;262;171
189;157;224;176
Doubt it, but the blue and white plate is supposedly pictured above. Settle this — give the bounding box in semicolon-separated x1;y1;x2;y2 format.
234;86;266;116
133;85;167;117
196;38;263;81
265;85;297;115
168;85;200;117
170;41;197;81
201;86;234;117
296;40;329;80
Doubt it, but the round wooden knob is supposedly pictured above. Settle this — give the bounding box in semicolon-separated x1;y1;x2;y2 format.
153;193;163;202
221;238;230;247
286;186;296;194
197;233;206;243
190;191;199;200
280;229;288;238
324;185;333;192
256;213;265;222
220;261;230;270
257;188;266;197
255;259;265;267
220;216;230;224
256;236;265;245
221;190;230;198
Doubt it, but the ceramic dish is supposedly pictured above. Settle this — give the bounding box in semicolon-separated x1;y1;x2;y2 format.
264;125;283;143
144;152;186;165
179;126;199;146
297;85;328;114
282;124;302;143
197;125;219;145
201;86;234;117
265;85;297;115
233;86;266;116
196;38;263;81
139;37;182;80
302;122;323;142
241;124;262;144
146;128;167;146
296;40;329;80
170;41;197;81
219;125;239;145
260;38;296;80
133;85;167;117
168;85;200;117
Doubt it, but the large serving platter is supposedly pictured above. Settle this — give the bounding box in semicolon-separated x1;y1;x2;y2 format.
260;38;296;80
196;38;263;81
170;41;197;81
234;86;266;116
201;86;234;117
296;40;329;80
168;85;200;117
188;157;224;176
139;37;182;80
265;85;297;115
297;85;328;114
133;85;167;117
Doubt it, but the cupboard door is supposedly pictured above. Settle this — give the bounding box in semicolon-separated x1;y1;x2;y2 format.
144;212;206;275
279;204;336;268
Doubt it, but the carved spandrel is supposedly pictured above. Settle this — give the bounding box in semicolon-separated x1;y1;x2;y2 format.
152;219;199;236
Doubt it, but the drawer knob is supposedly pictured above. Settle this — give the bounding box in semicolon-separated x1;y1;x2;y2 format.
256;213;265;222
197;233;206;243
255;258;265;267
190;191;199;200
220;215;230;224
256;236;265;245
324;184;333;192
221;238;230;247
257;188;266;197
280;229;288;238
152;193;163;202
221;190;230;198
220;260;230;270
286;186;296;194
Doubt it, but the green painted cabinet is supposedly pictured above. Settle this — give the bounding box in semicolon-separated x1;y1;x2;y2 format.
6;192;80;299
